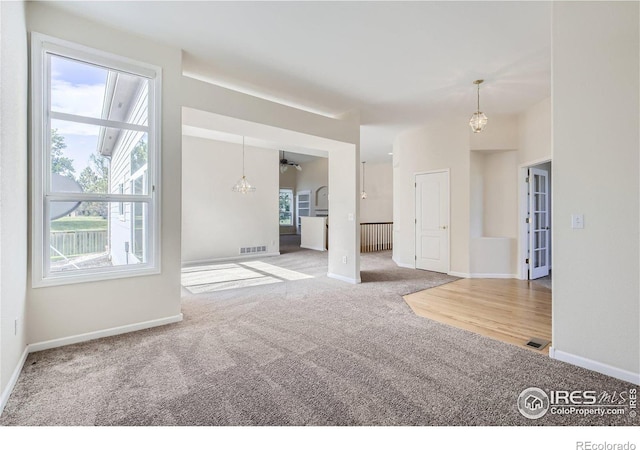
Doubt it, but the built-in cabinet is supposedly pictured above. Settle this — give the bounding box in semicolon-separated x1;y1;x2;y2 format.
296;190;310;233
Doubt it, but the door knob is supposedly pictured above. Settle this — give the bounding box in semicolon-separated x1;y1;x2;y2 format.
441;225;447;230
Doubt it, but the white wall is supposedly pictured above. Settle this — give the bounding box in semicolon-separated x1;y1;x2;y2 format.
393;120;471;274
328;146;361;282
393;110;528;276
182;136;279;263
360;161;393;223
296;157;328;217
394;100;552;278
0;0;28;403
470;238;515;276
26;3;183;344
552;2;639;380
181;79;360;283
279;163;298;191
469;150;518;276
469;151;485;239
470;114;518;151
482;151;518;238
470;150;518;239
518;97;552;165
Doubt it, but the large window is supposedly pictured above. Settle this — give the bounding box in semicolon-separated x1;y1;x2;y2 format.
279;189;294;226
31;33;161;287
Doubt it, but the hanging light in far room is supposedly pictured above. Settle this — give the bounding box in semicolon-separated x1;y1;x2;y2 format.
232;136;256;194
469;79;488;133
361;161;367;200
280;151;302;173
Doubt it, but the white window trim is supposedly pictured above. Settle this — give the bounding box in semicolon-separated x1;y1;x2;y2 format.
118;182;126;221
31;32;162;288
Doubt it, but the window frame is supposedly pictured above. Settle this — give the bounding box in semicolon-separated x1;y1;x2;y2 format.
118;182;125;220
31;33;162;288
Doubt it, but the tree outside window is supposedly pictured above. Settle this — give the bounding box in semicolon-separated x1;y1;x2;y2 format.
279;189;293;226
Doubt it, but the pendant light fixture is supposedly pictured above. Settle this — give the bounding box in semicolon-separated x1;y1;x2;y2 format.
469;79;488;133
361;161;367;200
232;136;256;194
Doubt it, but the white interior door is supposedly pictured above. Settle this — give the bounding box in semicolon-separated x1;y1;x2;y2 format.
528;167;550;279
415;171;449;273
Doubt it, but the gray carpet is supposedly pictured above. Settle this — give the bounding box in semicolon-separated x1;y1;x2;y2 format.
1;237;637;426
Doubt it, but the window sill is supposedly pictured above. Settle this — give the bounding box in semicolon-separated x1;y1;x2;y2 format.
32;264;161;289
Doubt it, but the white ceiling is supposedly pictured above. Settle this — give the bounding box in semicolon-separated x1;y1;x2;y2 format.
50;1;552;162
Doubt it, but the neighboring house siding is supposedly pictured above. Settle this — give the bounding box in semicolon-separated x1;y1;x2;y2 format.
109;82;148;266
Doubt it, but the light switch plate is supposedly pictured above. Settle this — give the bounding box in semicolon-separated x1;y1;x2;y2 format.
571;214;584;229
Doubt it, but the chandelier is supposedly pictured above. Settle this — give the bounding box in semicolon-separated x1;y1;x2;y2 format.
232;136;256;194
469;79;488;133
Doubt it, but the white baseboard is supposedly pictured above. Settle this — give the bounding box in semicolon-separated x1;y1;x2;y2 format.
0;314;183;417
446;272;518;279
327;272;361;284
300;246;326;252
392;257;414;269
550;347;640;385
0;346;29;416
469;273;518;279
29;313;183;353
182;253;280;267
448;271;470;278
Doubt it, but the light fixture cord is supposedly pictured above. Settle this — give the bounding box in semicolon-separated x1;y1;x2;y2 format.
477;82;480;112
242;136;245;177
362;161;365;191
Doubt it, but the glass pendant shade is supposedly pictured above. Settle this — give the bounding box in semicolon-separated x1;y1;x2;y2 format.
469;79;488;133
232;175;255;194
232;137;255;193
469;111;488;133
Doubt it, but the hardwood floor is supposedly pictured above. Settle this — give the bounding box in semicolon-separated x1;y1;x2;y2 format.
403;278;552;354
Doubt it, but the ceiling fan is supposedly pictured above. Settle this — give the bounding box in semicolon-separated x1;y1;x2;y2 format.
280;151;302;173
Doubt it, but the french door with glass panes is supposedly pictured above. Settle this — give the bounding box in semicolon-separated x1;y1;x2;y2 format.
528;167;549;279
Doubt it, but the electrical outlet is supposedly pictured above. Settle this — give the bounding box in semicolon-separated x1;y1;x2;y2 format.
342;256;348;264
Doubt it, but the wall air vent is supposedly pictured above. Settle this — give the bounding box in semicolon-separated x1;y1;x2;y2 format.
240;246;267;255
